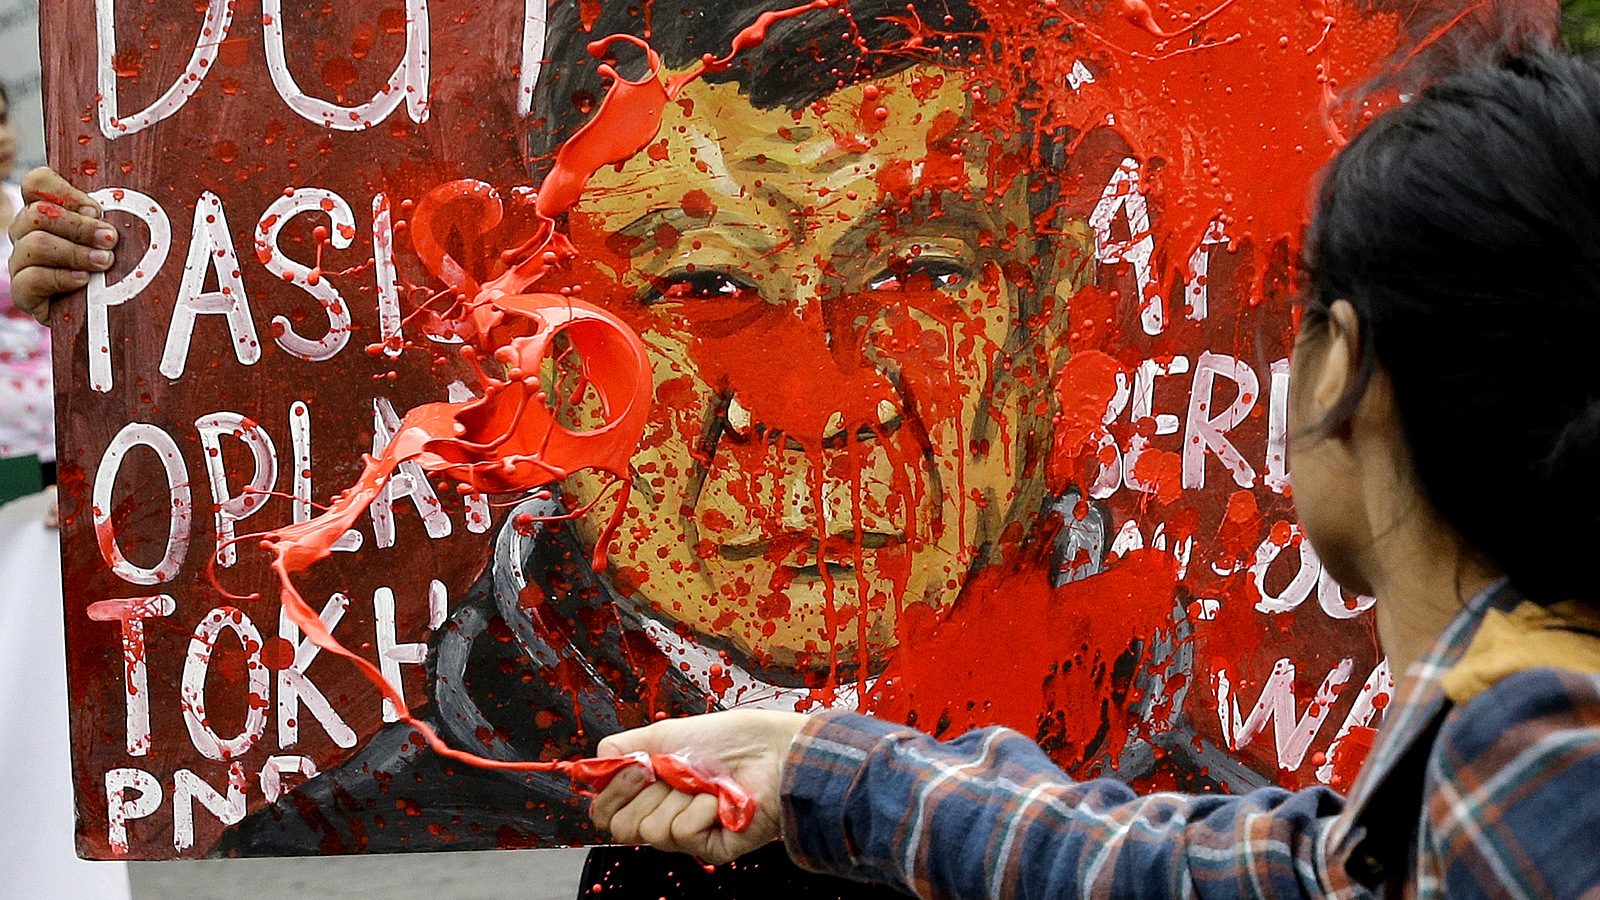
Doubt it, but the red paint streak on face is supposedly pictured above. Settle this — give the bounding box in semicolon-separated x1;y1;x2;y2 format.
669;286;900;447
535;36;671;221
237;1;842;832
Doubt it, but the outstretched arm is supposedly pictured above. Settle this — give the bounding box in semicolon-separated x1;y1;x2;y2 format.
591;709;1359;900
784;711;1351;900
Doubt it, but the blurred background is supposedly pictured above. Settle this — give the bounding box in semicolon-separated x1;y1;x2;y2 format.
0;0;44;173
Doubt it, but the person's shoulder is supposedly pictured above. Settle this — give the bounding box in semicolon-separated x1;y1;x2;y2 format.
1440;667;1600;765
1427;668;1600;898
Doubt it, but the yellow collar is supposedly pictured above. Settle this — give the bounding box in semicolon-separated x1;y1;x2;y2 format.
1441;599;1600;705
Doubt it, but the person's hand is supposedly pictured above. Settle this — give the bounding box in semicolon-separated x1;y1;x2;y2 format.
7;167;117;325
590;709;807;865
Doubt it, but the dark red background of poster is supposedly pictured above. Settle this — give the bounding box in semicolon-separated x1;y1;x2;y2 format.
44;0;547;857
41;0;1552;860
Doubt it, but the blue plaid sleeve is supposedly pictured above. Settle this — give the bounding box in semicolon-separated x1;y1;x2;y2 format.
1426;669;1600;900
781;711;1361;900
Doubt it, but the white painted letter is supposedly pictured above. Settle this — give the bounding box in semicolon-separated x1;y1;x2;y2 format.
256;188;355;361
87;595;176;756
289;401;364;552
161;192;260;379
517;0;548;116
1318;569;1376;620
277;592;357;749
262;0;430;130
1087;369;1130;501
1090;158;1163;335
259;755;320;802
172;764;246;852
181;607;269;761
1182;351;1259;490
95;0;232;137
372;194;405;357
1183;219;1228;322
195;412;278;566
105;767;161;854
1250;523;1319;613
375;586;427;722
1215;657;1353;771
1123;356;1187;495
87;188;172;391
93;423;192;585
448;381;491;531
1264;358;1291;494
1315;659;1394;784
369;397;452;547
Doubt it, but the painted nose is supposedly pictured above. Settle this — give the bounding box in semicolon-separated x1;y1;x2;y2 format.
713;300;897;449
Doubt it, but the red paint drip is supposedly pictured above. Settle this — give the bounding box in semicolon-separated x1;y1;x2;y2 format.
1115;0;1239;40
244;2;842;830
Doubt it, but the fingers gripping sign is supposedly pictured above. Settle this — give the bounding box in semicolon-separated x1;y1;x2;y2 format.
588;710;807;865
8;166;119;325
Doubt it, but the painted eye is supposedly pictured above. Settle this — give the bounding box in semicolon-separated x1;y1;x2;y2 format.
649;269;758;303
867;258;970;292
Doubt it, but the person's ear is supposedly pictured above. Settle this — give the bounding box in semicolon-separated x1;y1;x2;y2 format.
1302;299;1363;435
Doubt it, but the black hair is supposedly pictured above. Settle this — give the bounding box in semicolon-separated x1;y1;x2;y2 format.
1302;49;1600;606
530;0;987;161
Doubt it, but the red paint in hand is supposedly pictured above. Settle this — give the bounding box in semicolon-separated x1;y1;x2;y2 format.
648;753;759;833
563;752;758;832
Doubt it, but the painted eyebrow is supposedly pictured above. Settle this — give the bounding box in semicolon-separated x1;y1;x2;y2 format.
881;196;1005;232
612;208;780;257
822;195;1004;259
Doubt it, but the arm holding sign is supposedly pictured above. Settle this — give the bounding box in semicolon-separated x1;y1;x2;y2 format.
592;708;1360;899
6;167;118;325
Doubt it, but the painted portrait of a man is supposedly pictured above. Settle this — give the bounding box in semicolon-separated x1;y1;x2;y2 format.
213;0;1207;863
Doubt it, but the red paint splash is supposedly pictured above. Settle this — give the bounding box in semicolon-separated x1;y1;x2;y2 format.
1321;724;1374;790
975;0;1557;301
243;3;847;832
1048;350;1122;493
870;546;1179;772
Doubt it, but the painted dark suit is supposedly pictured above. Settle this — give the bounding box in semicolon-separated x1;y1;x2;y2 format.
215;494;702;854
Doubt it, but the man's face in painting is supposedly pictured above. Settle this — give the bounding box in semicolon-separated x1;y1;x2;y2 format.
565;64;1090;671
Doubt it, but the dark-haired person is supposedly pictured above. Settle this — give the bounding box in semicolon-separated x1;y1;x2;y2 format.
588;49;1600;899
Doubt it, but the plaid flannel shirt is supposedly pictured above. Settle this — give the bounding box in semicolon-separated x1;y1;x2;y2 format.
780;580;1600;900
